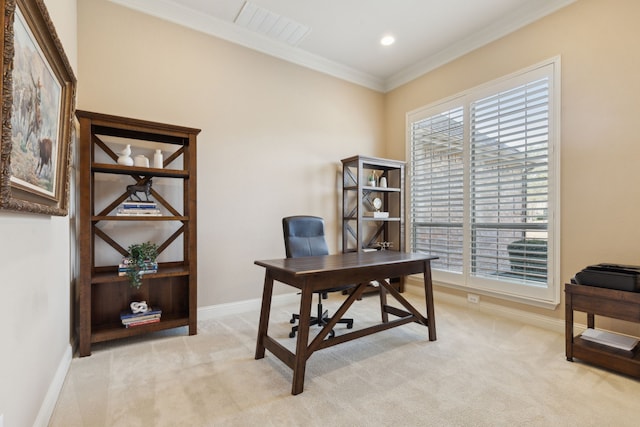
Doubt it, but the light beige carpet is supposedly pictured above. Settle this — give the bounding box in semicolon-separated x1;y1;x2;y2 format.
50;292;640;426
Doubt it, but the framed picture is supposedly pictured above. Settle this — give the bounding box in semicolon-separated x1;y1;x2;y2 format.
0;0;76;215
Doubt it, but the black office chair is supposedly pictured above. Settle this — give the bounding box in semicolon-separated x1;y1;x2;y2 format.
283;216;355;338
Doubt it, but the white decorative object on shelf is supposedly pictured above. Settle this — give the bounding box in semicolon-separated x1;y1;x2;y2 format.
130;301;149;314
134;154;149;167
379;177;387;188
368;171;376;186
153;149;163;168
372;197;382;210
117;144;133;166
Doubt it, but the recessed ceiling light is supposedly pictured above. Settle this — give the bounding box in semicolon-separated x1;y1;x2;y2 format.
380;35;395;46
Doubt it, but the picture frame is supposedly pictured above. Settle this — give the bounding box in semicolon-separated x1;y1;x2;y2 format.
0;0;76;215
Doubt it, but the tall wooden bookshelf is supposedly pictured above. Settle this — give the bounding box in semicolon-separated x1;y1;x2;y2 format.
341;155;406;293
75;110;200;356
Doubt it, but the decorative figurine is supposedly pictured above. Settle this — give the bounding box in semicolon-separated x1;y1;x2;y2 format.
117;144;133;166
126;179;153;202
130;301;149;314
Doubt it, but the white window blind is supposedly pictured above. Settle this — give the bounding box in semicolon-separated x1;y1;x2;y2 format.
408;59;559;307
470;77;549;284
410;107;465;273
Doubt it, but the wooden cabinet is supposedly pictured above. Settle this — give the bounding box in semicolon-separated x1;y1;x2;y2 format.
565;283;640;378
75;110;200;357
341;155;405;293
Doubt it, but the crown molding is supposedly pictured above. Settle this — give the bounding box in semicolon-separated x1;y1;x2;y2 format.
111;0;575;94
110;0;385;91
384;0;577;92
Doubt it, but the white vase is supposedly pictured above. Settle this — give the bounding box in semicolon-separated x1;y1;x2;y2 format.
134;155;149;167
153;149;163;169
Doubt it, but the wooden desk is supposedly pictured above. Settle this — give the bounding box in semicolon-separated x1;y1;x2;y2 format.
254;251;437;395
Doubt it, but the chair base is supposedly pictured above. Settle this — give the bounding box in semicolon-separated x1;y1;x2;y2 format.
289;295;354;338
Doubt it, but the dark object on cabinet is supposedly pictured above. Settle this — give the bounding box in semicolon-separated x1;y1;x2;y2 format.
573;264;640;292
75;110;200;357
283;216;355;338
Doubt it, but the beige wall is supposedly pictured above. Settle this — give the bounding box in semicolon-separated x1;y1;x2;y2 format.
386;0;640;332
77;0;385;305
0;2;77;426
5;0;640;424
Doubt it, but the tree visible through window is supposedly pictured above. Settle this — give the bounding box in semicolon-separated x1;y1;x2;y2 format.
408;60;559;305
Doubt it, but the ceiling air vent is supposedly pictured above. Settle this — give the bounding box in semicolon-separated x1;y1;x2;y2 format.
234;1;310;46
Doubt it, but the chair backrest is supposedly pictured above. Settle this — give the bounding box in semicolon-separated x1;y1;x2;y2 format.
282;216;330;258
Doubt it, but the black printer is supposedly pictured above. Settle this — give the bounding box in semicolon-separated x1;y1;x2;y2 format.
573;263;640;292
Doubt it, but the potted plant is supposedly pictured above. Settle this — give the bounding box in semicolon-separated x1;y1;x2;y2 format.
124;241;159;289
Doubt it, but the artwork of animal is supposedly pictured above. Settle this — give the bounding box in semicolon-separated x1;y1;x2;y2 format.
127;180;153;202
35;138;52;176
24;74;42;149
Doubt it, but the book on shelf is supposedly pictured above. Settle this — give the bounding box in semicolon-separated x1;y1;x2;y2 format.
117;208;162;216
118;259;158;276
120;258;158;268
118;268;158;277
580;328;639;351
122;313;161;325
364;211;389;218
122;201;157;209
120;307;162;320
122;314;161;325
125;317;161;328
121;307;162;327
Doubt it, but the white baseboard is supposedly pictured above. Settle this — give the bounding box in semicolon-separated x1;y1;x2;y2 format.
197;283;568;334
198;292;300;321
36;344;72;427
404;278;566;334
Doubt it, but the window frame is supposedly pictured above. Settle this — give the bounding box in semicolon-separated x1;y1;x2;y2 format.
405;57;561;308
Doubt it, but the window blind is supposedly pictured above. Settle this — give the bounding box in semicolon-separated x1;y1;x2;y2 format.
470;78;549;284
410;107;465;272
408;59;558;306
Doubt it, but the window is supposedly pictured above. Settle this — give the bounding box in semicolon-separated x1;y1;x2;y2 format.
407;59;559;307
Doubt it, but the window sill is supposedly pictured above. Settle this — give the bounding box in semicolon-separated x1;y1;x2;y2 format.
406;274;560;310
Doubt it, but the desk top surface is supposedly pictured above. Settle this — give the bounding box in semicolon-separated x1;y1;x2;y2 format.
255;251;437;276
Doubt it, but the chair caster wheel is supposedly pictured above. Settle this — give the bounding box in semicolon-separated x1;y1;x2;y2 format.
347;323;353;329
329;330;335;338
289;331;296;338
290;318;295;324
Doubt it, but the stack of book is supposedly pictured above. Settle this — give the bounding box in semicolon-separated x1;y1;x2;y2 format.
118;258;158;277
581;328;639;351
120;307;162;328
117;201;161;216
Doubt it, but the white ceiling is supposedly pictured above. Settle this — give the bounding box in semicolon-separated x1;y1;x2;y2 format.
111;0;575;92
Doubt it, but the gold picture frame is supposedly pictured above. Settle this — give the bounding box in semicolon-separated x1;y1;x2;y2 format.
0;0;76;215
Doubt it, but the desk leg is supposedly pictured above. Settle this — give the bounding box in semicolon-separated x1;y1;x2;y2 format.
292;284;313;395
424;261;437;341
379;280;389;323
255;271;274;360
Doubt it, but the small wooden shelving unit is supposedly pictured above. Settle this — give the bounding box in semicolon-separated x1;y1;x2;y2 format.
341;155;405;294
565;283;640;378
75;110;200;357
